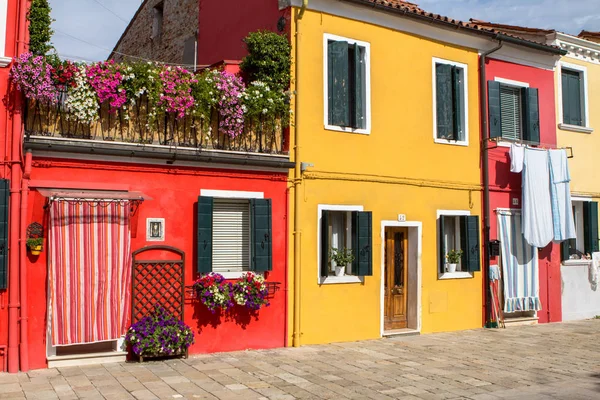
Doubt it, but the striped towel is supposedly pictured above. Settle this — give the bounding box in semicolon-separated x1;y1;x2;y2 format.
497;210;542;313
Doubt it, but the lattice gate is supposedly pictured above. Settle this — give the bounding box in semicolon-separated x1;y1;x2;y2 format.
131;245;185;326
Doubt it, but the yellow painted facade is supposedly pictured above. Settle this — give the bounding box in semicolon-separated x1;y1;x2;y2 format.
287;6;486;346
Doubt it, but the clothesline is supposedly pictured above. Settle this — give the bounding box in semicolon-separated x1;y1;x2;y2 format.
486;137;574;159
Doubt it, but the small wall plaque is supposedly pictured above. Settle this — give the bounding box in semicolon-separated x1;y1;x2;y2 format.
398;214;406;222
146;218;165;241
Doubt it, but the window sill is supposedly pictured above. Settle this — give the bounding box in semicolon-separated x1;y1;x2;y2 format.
0;56;11;68
434;138;468;147
319;275;364;285
218;271;262;280
561;259;592;267
438;272;474;280
325;124;370;135
558;123;593;134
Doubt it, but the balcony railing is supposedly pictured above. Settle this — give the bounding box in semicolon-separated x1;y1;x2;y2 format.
24;97;288;155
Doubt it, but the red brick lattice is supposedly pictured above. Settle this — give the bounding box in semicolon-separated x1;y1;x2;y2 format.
131;245;185;324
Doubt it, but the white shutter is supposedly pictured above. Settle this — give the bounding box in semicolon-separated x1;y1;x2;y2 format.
500;85;522;141
212;199;250;272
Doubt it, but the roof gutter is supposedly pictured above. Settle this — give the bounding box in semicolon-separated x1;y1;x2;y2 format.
496;33;567;55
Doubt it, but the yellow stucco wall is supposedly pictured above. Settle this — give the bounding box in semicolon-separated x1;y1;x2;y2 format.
556;57;600;198
288;8;484;346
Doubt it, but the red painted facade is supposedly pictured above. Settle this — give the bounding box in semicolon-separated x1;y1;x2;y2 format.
24;158;288;370
485;58;562;324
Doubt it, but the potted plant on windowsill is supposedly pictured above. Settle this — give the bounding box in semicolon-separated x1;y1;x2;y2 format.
329;247;355;277
446;249;463;273
26;238;44;256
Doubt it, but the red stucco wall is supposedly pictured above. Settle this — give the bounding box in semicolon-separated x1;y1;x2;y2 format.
24;158;288;370
485;57;561;324
197;0;290;66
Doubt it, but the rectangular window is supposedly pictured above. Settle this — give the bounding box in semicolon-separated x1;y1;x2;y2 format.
212;199;250;273
438;214;480;275
434;60;466;142
562;200;599;261
152;2;164;40
325;211;352;276
500;85;523;141
488;81;540;144
325;34;370;132
561;68;585;127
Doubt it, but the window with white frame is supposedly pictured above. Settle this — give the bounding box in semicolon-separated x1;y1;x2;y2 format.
324;211;353;276
324;34;370;132
438;213;480;275
562;200;599;261
561;65;587;128
212;199;250;273
434;59;467;143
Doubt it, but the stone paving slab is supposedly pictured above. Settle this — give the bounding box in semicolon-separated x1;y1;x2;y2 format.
1;320;600;399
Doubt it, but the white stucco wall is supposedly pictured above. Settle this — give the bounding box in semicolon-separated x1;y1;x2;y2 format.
561;262;600;321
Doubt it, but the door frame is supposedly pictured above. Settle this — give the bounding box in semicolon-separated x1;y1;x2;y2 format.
380;221;422;336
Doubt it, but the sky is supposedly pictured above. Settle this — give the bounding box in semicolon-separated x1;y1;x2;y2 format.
49;0;600;62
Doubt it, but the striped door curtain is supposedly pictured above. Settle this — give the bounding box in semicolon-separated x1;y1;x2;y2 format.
497;210;542;313
49;200;132;346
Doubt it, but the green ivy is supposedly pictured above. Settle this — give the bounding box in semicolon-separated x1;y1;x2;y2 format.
240;31;292;92
28;0;54;55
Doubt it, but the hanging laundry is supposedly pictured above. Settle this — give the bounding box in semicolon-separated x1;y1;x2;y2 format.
549;149;576;242
522;147;554;248
510;143;525;173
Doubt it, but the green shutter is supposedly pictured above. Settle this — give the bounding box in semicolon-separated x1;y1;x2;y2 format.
561;71;572;125
560;240;570;262
328;40;350;127
522;87;540;144
439;216;446;274
352;211;372;276
436;64;454;140
250;199;272;272
321;210;330;277
353;43;365;130
562;69;583;126
0;180;8;290
197;196;213;274
584;201;599;255
488;81;502;139
452;66;463;141
460;216;481;272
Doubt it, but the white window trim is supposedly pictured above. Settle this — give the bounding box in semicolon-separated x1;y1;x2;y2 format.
0;0;9;67
493;77;529;146
317;204;365;284
200;189;264;279
432;57;469;146
436;209;474;280
557;62;592;133
323;33;371;135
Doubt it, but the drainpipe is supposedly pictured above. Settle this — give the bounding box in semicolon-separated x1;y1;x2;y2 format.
18;150;31;372
8;0;28;373
480;39;503;328
292;0;308;348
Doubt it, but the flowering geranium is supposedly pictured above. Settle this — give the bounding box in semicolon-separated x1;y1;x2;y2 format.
86;60;127;113
64;65;99;123
124;306;194;357
158;66;197;119
213;71;246;138
51;60;78;90
232;272;269;310
10;52;57;102
193;272;234;313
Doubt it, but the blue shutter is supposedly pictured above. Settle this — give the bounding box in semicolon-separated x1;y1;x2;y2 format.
584;201;599;254
320;210;330;277
250;199;272;272
328;40;350;127
461;216;481;272
352;211;372;276
488;81;502;139
197;196;213;274
436;64;454;140
0;180;8;290
353;43;365;129
523;87;540;144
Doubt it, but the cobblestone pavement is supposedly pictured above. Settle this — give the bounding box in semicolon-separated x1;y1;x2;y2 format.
1;320;599;400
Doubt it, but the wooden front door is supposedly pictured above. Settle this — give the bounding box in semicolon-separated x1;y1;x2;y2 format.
384;227;408;330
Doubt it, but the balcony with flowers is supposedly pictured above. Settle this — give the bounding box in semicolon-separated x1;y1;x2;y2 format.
12;32;293;168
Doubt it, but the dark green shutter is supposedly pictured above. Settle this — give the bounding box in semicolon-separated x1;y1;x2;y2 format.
452;66;463;141
328;40;350;127
522;87;540;144
352;211;372;276
0;180;8;290
321;210;330;277
562;69;583;126
460;216;481;272
353;43;365;130
560;240;570;262
584;201;599;255
250;199;272;272
488;81;502;139
436;64;454;140
197;196;213;274
439;216;446;274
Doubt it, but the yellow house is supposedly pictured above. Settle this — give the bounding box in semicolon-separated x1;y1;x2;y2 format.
286;0;498;345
